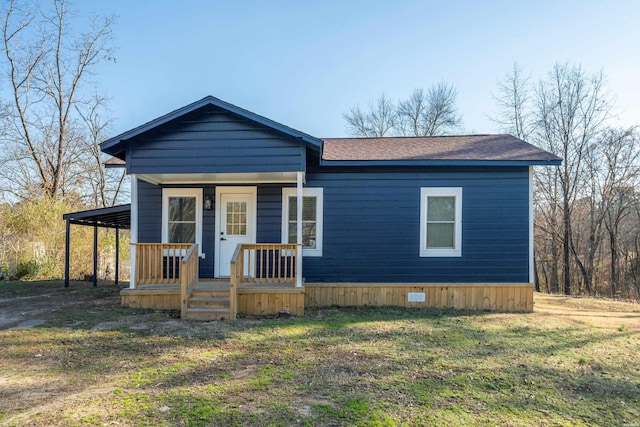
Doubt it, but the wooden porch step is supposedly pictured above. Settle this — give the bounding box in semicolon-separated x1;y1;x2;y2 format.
191;290;229;298
183;307;231;321
188;296;230;309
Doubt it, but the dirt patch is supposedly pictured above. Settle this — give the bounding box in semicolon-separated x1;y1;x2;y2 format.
0;282;122;330
534;292;640;331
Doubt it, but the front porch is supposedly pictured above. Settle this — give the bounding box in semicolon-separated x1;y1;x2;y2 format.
126;242;305;319
122;243;535;320
121;281;306;319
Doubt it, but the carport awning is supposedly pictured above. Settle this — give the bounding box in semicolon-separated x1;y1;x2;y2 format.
62;204;130;287
62;204;131;229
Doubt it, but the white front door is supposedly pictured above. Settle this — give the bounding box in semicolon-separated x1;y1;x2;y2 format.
215;187;257;277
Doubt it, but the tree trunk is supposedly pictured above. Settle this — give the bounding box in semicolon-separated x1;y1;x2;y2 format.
610;231;617;298
534;249;540;292
550;236;560;293
563;199;571;295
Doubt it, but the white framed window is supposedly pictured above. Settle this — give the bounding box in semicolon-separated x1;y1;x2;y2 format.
420;187;462;257
282;187;323;257
162;188;203;254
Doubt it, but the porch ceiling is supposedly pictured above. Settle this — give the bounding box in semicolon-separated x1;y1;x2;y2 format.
137;171;302;185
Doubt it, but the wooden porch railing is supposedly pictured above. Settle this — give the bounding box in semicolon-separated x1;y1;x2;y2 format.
229;243;301;318
180;244;199;318
134;243;193;286
244;243;299;283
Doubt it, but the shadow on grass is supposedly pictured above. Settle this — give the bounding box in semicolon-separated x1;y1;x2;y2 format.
2;281;639;426
63;304;631;425
101;306;639;426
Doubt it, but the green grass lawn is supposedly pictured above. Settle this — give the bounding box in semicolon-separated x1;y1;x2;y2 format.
0;280;638;426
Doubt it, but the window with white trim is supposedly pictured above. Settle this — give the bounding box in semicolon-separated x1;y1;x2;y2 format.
162;188;203;253
420;187;462;257
282;187;323;256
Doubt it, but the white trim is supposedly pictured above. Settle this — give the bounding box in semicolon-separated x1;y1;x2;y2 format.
161;188;203;256
282;186;323;257
214;186;257;278
296;172;304;287
129;175;138;289
420;187;462;257
137;172;300;185
529;166;534;284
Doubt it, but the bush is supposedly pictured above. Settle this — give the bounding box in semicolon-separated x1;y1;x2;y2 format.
13;259;41;279
0;262;8;280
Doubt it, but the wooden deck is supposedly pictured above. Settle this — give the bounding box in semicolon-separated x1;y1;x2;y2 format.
121;280;306;316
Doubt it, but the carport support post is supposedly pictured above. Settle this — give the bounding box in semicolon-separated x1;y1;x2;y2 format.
64;219;70;288
115;227;120;285
93;225;98;287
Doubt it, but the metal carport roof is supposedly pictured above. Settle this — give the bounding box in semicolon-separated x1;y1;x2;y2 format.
62;204;131;229
62;204;131;287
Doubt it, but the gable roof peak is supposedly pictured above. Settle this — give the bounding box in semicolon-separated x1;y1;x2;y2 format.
100;95;323;158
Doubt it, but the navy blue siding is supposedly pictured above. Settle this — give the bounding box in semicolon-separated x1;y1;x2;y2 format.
302;165;530;283
127;106;305;174
136;181;282;278
136;180;216;278
135;166;530;283
137;180;161;244
257;185;283;243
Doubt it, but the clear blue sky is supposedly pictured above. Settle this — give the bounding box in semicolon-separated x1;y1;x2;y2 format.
78;0;640;138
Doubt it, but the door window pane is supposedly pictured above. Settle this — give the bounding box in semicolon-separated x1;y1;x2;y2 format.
226;201;248;236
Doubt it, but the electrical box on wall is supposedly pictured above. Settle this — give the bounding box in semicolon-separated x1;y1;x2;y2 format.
407;292;425;302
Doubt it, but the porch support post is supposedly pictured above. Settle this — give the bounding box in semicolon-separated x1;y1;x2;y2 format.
115;227;120;285
93;225;98;287
296;171;303;287
64;219;70;288
130;174;138;289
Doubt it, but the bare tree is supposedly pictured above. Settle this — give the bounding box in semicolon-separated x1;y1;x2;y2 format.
598;128;640;296
397;83;462;136
344;94;396;137
570;143;605;295
76;94;127;207
344;83;462;137
535;64;611;295
0;0;115;201
493;63;616;296
492;63;532;140
493;64;560;292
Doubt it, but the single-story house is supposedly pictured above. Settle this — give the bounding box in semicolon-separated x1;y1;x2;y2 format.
99;96;560;319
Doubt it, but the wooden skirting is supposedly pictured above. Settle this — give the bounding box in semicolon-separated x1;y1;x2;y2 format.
121;288;181;310
121;282;533;315
120;286;305;316
304;283;534;312
237;287;305;316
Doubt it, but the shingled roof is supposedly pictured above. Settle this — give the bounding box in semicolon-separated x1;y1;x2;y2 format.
321;134;561;165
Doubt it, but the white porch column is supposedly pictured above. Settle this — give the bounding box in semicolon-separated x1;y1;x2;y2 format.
130;174;138;289
296;171;303;287
529;166;534;284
